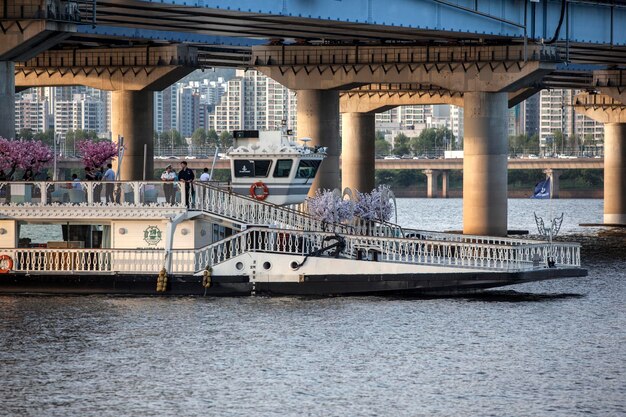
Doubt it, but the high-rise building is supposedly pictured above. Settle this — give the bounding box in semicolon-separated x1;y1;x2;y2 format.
208;69;297;134
53;93;108;151
449;105;464;143
177;86;200;138
522;93;540;137
539;89;603;154
14;92;50;134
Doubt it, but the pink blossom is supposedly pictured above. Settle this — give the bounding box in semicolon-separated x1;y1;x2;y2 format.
77;139;120;169
0;137;52;176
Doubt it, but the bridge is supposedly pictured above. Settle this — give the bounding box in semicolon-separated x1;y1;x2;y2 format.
1;0;625;235
56;156;603;198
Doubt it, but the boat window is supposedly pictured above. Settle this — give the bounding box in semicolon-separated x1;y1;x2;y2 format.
233;160;272;177
295;160;321;179
234;160;253;177
253;160;272;177
273;159;293;178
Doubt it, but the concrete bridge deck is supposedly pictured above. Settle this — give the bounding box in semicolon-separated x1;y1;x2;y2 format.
55;157;604;171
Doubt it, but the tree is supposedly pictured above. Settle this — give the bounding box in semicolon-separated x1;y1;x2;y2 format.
392;133;411;156
65;129;97;156
0;138;52;178
552;130;565;155
219;130;234;148
77;139;120;169
375;137;391;156
17;128;34;141
509;134;529;156
307;189;354;224
354;185;394;222
207;129;219;147
33;130;55;147
410;127;455;156
191;128;208;147
156;130;186;153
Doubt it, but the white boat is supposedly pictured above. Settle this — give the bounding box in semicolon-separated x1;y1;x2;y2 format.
0;132;586;296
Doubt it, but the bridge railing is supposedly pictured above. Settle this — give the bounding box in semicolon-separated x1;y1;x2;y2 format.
1;0;85;22
253;44;559;66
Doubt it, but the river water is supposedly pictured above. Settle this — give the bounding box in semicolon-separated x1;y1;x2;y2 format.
1;199;624;417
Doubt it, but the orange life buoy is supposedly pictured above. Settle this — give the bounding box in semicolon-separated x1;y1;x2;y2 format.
249;181;270;201
0;255;13;274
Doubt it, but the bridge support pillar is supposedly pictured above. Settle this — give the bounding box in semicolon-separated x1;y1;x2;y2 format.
0;61;15;139
573;92;626;225
604;123;626;224
424;169;440;198
297;90;340;193
463;92;508;236
543;169;561;199
442;171;449;198
341;112;375;193
111;91;154;180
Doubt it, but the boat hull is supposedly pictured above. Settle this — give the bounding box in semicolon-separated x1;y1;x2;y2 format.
0;267;587;296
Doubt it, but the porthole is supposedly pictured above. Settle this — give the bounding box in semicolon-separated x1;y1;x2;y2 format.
263;261;272;270
235;262;244;270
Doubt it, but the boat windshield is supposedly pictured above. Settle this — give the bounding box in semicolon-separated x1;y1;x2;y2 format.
273;159;293;178
295;160;321;179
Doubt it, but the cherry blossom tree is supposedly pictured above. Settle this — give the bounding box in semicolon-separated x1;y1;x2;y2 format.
0;137;52;179
306;189;354;224
77;139;120;169
354;185;394;222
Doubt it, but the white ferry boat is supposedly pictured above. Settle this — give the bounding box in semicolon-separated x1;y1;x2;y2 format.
0;132;586;296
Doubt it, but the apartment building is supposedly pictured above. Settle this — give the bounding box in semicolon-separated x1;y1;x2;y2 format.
14;93;50;134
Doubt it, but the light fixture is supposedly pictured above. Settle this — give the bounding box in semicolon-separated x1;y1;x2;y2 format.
181;228;189;235
0;228;6;235
119;228;127;235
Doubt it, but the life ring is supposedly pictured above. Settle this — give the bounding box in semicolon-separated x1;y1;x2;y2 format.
249;181;270;201
0;255;13;274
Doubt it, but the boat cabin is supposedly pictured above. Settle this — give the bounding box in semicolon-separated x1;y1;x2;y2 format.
228;130;326;205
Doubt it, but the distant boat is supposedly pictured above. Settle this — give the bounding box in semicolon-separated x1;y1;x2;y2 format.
531;177;551;199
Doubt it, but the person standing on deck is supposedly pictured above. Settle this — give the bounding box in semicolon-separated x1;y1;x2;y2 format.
178;161;195;208
160;165;177;205
103;163;116;202
199;167;211;182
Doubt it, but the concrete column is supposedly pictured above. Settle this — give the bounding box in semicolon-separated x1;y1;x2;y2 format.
543;169;561;199
424;169;440;198
463;92;508;236
604;123;626;224
111;90;154;180
441;170;449;198
0;61;15;139
297;90;340;193
341;112;375;193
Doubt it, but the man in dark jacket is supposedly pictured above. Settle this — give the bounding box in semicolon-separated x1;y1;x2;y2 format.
178;161;195;207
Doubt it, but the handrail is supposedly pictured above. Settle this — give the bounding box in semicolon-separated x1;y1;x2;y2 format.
192;182;352;233
191;228;581;273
